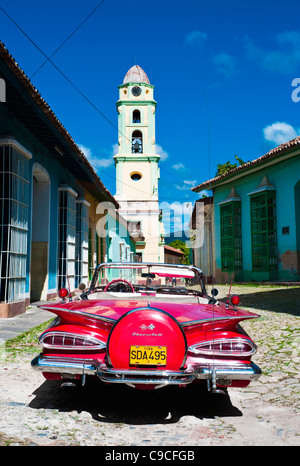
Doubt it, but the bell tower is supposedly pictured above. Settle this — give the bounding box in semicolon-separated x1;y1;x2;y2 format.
114;65;164;262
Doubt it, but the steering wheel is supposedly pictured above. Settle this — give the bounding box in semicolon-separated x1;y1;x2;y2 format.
104;279;135;293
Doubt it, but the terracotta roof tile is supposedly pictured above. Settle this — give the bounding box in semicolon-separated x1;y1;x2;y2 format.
192;135;300;192
0;40;118;207
164;245;184;255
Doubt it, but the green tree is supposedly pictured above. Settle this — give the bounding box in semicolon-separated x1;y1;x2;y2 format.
215;155;247;176
168;240;190;265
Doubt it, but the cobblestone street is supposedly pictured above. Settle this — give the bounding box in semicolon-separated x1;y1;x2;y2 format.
0;284;299;446
216;284;300;413
1;0;300;452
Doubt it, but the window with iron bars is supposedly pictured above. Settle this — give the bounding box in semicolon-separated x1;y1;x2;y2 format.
75;199;89;288
57;187;76;291
0;145;29;303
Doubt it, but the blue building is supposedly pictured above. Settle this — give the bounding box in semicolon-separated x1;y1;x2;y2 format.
192;137;300;283
0;41;135;317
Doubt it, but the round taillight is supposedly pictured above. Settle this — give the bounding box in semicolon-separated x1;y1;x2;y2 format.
231;295;240;306
58;288;68;298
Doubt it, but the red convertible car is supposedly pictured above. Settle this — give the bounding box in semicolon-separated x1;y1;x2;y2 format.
31;263;261;393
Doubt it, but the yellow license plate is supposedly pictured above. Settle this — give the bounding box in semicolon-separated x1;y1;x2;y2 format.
130;345;167;366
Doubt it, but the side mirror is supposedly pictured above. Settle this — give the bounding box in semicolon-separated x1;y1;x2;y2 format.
211;288;218;297
78;283;86;291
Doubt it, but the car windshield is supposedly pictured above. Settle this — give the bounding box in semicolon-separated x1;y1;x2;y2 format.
89;262;206;296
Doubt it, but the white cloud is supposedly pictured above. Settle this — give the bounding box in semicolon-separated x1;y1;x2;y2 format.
212;52;237;78
183;179;197;186
172;163;186;171
155;144;168;161
175;179;197;190
78;144;114;169
263;122;299;145
96;157;115;168
184;30;208;48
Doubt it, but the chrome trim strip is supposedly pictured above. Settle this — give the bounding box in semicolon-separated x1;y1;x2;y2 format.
39;309;256;328
180;315;258;327
31;355;261;384
196;363;262;380
97;363;261;384
39;307;257;329
39;331;106;350
97;365;196;385
90;262;206;296
38;307;116;324
31;354;98;376
96;262;203;274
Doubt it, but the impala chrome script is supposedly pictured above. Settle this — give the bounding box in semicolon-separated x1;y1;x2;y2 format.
132;324;162;337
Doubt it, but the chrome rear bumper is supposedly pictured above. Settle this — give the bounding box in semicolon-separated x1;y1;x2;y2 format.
31;354;261;387
31;354;98;376
97;363;261;386
97;365;196;385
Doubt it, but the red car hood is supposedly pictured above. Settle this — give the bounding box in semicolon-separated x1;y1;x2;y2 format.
39;298;259;326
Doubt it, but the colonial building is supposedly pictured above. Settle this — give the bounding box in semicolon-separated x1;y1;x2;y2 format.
189;198;214;282
192;137;300;283
164;244;184;264
0;41;135;317
114;65;164;263
85;192;136;283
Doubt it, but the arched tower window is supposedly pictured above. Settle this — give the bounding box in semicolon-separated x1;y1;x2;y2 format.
133;110;141;123
132;130;143;153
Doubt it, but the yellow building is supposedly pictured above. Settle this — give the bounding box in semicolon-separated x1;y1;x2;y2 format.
114;65;164;262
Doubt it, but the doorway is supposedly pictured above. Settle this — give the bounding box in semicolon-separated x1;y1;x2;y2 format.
30;164;50;302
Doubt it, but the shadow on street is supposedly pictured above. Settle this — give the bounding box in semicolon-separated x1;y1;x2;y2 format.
29;378;242;424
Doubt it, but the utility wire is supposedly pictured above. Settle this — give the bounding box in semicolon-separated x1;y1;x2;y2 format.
0;5;195;198
0;5;118;132
30;1;105;79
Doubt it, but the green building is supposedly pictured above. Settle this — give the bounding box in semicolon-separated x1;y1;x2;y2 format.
192;137;300;283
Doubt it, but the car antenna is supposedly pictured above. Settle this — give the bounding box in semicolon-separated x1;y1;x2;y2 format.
226;279;233;309
204;89;227;395
66;273;72;302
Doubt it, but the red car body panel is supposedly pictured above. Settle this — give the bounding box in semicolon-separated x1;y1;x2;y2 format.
32;263;262;392
39;298;259;326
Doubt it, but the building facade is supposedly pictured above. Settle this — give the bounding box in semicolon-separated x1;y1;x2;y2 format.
192;138;300;283
164;245;184;264
114;65;164;263
0;41;134;317
189;198;214;282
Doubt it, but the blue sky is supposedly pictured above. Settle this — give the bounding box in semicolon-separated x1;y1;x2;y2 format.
1;0;300;233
